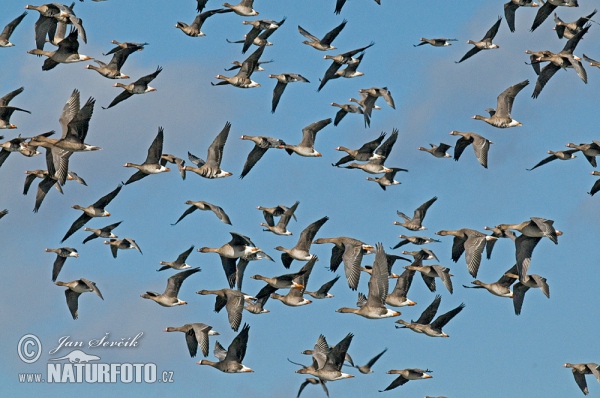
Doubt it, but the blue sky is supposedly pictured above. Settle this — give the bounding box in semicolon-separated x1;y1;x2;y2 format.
2;0;600;397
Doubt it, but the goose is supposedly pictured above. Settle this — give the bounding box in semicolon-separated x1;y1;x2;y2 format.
354;348;387;374
27;28;91;71
257;203;297;221
225;58;272;72
525;49;552;75
472;80;529;128
175;8;232;37
563;363;600;395
463;264;518;298
299;334;355;368
395;295;465;337
588;171;600;196
26;3;86;49
504;1;539;32
103;40;148;56
85;44;144;79
0;106;31;130
527;149;578;170
379;369;432;391
250;268;306;289
318;42;374;92
401;249;439;261
506;270;550;315
0;12;27;47
104;66;162;109
279;118;331;157
158;245;195;271
330;102;364;126
185;121;232;178
212;44;264;88
456;17;501;63
276;216;328;268
104;238;142;258
197;289;255;331
313;236;374;290
483;225;516;259
342;129;398;174
298;19;346;51
336;243;401;319
55;278;103;320
404;262;454;294
582;54;600;68
450;130;493;168
239;135;286;179
222;0;258;16
141;268;200;307
414;38;457;47
295;332;354;381
160;154;186;179
566;140;600;167
23;168;62;197
172;200;231;225
435;228;497;277
334;53;365;79
392;235;440;250
357;87;394;127
82;221;122;244
198;324;253;373
366;167;407;190
239;18;285;53
386;269;417;307
0;135;34;167
532;25;589;98
261;200;298;235
123;127;170;185
531;0;579;32
270;256;315;306
61;184;122;242
418;143;452;158
553;9;596;39
45;247;78;281
305;275;340;299
394;196;437;231
164;323;219;357
297;378;329;398
244;284;275;314
334;0;380;14
332;132;386;166
30;147;61;212
269;73;309;113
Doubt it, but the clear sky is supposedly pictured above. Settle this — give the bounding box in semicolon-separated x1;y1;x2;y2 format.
2;0;600;397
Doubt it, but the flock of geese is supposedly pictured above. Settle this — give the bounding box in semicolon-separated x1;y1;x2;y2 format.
2;0;600;397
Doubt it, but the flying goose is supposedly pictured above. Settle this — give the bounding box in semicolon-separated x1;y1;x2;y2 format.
386;268;417;307
318;42;374;92
357;87;394;127
566;140;600;167
332;132;386;166
305;275;340;299
164;323;219;357
85;44;144;79
103;40;148;56
456;16;501;63
82;221;122;244
342;129;398;174
366;168;407;190
507;269;550;315
334;0;380;14
392;235;440;250
238;18;285;53
158;245;195;271
185;121;232;178
197;289;255;331
279;118;332;157
26;3;87;49
563;363;600;395
104;66;162;109
379;369;432;391
394;196;437;231
123;127;170;185
472;80;529;128
0;106;30;130
222;0;258;16
275;216;328;268
414;38;457;47
239;135;286;178
531;0;579;32
270;256;315;306
463;264;518;298
261;200;298;235
404;262;454;294
61;184;122;242
527;149;578;170
141;268;200;307
330;102;364;126
104;238;142;258
27;28;91;70
435;228;497;277
395;295;465;337
212;44;265;88
55;278;103;319
336;243;401;319
0;11;27;47
418;143;452;158
295;332;354;381
313;236;374;290
504;1;539;32
197;323;253;373
45;247;78;282
450;130;493;168
269;73;310;113
173;200;231;225
553;9;596;39
298;19;347;51
401;249;439;262
354;348;387;374
175;8;232;37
